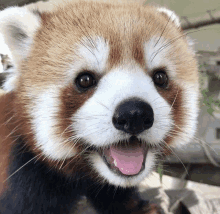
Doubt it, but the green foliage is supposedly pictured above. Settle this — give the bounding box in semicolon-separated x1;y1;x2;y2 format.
199;66;220;116
157;162;163;184
201;89;220;116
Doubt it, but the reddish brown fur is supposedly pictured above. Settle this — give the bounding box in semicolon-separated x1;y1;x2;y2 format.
0;93;15;196
156;81;185;145
55;84;97;159
132;35;145;67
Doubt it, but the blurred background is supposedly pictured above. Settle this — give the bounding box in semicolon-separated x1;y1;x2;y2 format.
0;0;220;213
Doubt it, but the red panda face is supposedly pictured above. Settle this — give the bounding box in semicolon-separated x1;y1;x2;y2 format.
0;2;199;187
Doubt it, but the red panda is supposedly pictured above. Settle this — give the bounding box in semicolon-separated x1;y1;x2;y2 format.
0;0;199;213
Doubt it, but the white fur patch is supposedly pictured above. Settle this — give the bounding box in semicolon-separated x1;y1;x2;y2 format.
0;7;41;92
144;36;176;79
157;7;181;28
2;70;18;92
67;36;109;79
31;87;76;160
171;83;199;148
186;36;196;55
0;7;41;64
79;37;109;73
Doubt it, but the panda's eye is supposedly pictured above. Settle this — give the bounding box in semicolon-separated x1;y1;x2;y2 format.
75;72;96;90
153;69;168;88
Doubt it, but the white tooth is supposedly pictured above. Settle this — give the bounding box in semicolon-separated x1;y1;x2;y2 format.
114;159;117;167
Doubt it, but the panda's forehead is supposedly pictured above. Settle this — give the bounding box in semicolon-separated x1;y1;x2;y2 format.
23;3;197;90
68;34;174;78
34;3;180;75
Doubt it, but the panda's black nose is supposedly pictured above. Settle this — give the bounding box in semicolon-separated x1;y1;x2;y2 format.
112;98;154;135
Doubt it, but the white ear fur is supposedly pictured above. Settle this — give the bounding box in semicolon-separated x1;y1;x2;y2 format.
0;7;41;66
0;7;41;92
157;7;181;28
157;8;196;55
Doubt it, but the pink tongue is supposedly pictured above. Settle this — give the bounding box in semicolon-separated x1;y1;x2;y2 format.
110;145;144;175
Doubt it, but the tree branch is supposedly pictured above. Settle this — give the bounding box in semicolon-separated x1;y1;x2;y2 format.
182;16;220;30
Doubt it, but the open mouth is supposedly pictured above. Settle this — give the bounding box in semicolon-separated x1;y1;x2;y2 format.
100;136;148;177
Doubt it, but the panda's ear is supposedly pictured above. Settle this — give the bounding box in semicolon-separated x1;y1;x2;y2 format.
157;7;181;28
0;7;41;66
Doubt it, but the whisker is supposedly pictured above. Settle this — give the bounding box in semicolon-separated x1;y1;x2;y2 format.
72;114;108;120
169;87;179;114
154;12;173;48
151;28;205;63
4;153;42;182
2;124;20;142
94;99;110;111
59;137;81;170
167;121;217;150
153;120;218;159
160;139;189;176
62;127;110;169
59;123;74;139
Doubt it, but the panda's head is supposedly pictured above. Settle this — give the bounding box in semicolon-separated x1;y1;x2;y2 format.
0;1;199;187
